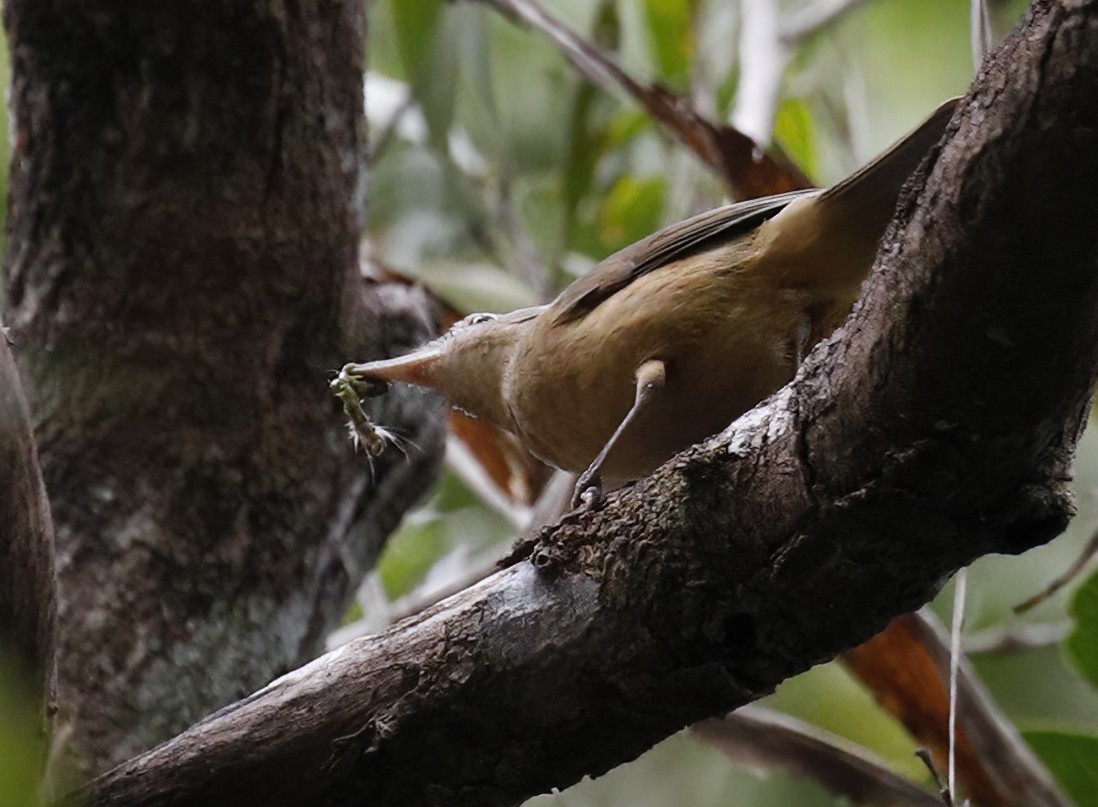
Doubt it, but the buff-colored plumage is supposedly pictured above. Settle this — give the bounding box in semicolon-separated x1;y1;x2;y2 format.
342;99;957;502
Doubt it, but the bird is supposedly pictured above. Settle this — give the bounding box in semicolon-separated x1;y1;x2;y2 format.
334;99;958;508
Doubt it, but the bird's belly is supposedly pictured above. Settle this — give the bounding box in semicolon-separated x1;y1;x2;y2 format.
600;364;784;480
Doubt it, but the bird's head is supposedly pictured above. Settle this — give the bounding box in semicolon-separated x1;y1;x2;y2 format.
341;305;543;429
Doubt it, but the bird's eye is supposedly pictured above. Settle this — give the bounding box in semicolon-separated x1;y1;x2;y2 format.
464;313;497;326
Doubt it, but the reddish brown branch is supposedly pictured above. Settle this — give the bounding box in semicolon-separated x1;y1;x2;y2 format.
477;0;812;198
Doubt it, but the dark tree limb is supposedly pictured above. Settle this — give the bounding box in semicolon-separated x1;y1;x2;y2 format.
75;0;1098;804
2;0;443;778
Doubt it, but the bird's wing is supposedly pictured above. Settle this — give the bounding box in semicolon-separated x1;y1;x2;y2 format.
550;189;818;324
550;98;959;325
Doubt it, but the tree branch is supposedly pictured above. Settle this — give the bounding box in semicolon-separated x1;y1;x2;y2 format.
74;1;1098;804
843;612;1069;806
693;705;941;807
476;0;812;197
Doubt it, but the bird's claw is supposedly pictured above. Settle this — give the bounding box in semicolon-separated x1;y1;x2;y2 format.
571;470;604;510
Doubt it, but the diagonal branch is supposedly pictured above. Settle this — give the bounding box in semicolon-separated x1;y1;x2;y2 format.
475;0;812;198
734;0;875;145
694;705;941;807
843;612;1069;807
781;0;876;43
73;1;1098;804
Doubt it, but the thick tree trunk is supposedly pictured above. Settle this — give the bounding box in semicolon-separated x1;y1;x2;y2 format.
74;1;1098;805
2;0;443;778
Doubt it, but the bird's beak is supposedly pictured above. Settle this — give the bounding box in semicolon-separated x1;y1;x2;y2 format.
342;344;445;391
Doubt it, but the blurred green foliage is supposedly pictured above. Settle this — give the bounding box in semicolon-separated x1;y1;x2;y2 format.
0;659;44;807
1067;568;1098;690
1025;731;1098;807
361;1;1094;805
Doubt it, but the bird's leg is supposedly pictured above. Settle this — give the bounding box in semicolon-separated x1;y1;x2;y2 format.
572;358;667;510
794;315;812;367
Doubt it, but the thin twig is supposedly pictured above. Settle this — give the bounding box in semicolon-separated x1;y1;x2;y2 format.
916;748;956;807
387;552;503;624
781;0;875;43
734;0;876;146
732;0;788;145
474;0;812;197
366;93;415;165
963;621;1071;656
446;435;532;531
495;177;553;301
970;0;993;70
696;706;942;807
479;0;654;108
843;611;1070;807
948;570;967;802
1014;528;1098;613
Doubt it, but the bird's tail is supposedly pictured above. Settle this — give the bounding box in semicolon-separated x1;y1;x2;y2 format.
758;97;960;294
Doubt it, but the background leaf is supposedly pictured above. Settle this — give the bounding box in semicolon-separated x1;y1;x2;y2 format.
1066;569;1098;690
1025;730;1098;807
389;0;456;152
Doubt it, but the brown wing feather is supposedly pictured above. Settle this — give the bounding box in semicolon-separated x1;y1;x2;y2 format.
548;97;958;326
551;189;818;324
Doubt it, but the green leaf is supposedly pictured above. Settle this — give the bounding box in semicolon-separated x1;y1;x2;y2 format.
454;4;497;121
1066;568;1098;690
389;0;456;152
560;0;617;248
377;513;448;599
774;98;818;182
606;108;652;150
451;4;504;163
1025;730;1098;807
389;0;443;76
376;471;516;600
598;175;666;253
641;0;695;84
563;82;600;234
0;662;43;807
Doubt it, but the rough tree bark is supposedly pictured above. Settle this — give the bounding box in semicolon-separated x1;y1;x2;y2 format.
73;0;1098;805
2;0;443;778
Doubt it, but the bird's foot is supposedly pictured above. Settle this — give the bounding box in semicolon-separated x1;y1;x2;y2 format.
571;470;604;510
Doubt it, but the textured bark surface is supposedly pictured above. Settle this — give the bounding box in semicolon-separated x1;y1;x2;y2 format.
2;0;443;778
0;334;56;710
76;1;1098;805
